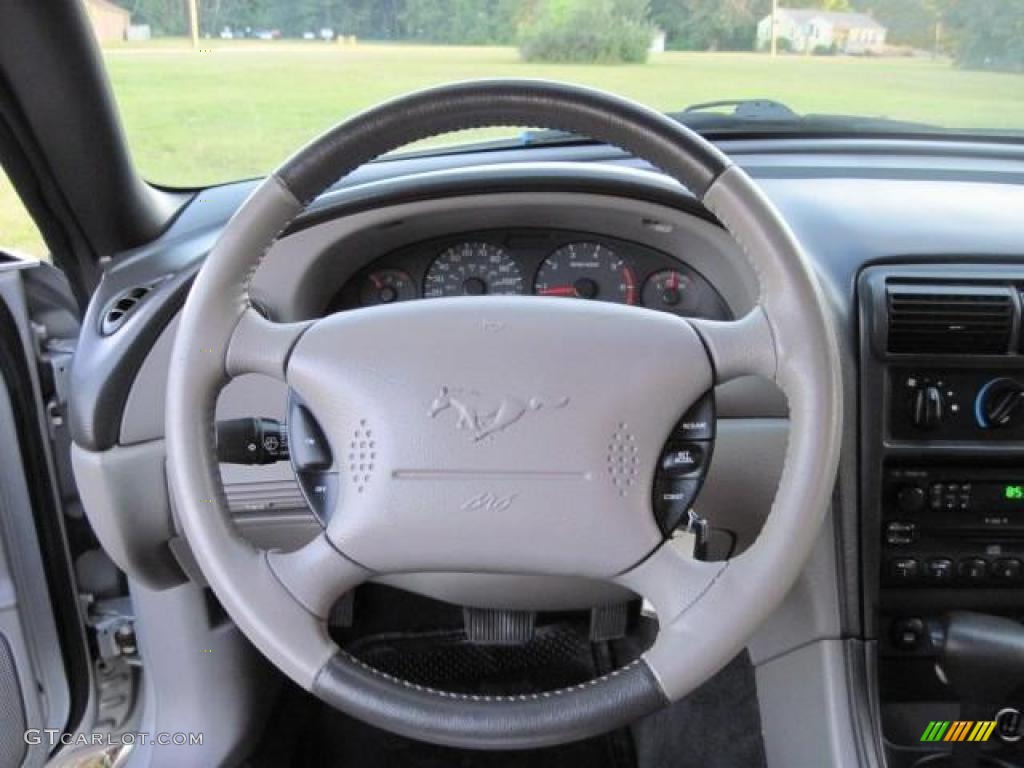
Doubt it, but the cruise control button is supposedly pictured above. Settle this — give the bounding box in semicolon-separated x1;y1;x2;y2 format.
289;402;332;471
661;443;705;477
673;394;714;441
297;470;338;525
654;478;700;534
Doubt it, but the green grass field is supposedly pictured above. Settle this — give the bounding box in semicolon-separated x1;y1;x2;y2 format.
4;42;1024;258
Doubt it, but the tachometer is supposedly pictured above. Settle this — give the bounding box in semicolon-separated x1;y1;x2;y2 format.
423;242;524;298
359;269;417;306
534;242;636;305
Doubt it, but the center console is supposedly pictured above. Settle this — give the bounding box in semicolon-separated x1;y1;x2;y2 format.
859;265;1024;765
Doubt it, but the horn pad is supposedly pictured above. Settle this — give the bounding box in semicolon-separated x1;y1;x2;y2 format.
286;297;712;577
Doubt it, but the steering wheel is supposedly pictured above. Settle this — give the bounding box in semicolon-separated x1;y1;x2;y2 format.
166;80;841;749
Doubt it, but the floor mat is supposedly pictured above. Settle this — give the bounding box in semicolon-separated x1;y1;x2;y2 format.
247;589;765;768
630;652;767;768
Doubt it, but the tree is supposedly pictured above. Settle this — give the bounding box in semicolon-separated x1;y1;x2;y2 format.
118;0;190;35
853;0;942;50
944;0;1024;72
518;0;655;63
650;0;770;51
787;0;851;9
402;0;524;44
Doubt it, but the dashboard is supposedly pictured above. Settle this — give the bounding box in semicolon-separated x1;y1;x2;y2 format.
326;228;731;321
65;136;1024;768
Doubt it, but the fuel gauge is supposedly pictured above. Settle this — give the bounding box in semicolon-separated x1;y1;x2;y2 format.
642;269;694;314
359;269;417;307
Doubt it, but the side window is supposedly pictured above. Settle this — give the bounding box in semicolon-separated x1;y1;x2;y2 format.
0;168;47;259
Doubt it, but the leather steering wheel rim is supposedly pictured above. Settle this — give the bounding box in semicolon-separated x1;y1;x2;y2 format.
165;80;842;749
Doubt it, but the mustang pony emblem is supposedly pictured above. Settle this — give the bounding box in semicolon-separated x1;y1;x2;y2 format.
429;386;569;441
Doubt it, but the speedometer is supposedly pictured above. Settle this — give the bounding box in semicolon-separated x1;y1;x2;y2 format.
534;242;637;305
423;242;524;298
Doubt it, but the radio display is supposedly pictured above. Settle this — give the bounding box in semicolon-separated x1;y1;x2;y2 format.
973;483;1024;512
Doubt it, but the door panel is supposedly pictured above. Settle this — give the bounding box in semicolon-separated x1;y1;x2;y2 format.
0;264;80;767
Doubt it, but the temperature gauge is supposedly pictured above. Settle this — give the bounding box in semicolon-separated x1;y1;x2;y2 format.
359;269;417;307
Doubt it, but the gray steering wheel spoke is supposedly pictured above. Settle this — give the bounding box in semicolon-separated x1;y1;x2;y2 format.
226;307;313;381
688;306;777;385
266;534;369;619
615;539;726;631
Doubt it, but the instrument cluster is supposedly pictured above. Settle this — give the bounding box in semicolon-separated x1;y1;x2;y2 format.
326;229;731;320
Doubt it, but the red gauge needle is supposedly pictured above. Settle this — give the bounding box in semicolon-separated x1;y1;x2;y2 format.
669;272;679;290
538;286;576;296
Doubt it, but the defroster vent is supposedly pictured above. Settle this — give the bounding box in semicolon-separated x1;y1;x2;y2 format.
886;283;1014;354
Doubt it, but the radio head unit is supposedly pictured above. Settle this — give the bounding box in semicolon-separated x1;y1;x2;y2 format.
887;468;1024;533
883;467;1024;588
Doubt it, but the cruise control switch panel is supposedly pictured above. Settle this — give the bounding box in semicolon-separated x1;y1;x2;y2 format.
652;392;714;535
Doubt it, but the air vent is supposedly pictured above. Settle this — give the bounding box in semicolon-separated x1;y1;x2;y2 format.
886;283;1014;354
100;282;157;335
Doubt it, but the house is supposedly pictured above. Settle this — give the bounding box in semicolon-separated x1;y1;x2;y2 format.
757;9;887;54
649;28;667;54
82;0;131;43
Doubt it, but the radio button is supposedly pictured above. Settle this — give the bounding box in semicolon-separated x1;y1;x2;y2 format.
991;558;1023;582
896;485;926;513
958;557;989;582
885;521;917;546
943;487;960;511
926;557;954;582
889;557;920;581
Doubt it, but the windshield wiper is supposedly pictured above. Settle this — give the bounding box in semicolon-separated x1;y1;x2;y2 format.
666;97;937;133
680;98;799;121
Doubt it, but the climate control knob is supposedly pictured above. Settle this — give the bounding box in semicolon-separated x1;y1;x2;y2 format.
911;385;944;430
976;378;1024;429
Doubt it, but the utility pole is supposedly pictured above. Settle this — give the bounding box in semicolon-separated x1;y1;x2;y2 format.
187;0;199;49
770;0;778;57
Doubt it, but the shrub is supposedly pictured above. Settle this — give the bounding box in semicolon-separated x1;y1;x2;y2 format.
518;0;654;64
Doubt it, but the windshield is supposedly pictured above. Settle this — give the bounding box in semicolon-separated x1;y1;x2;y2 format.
96;0;1024;187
